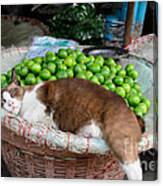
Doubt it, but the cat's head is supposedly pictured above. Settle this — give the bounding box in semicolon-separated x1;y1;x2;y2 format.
1;69;24;115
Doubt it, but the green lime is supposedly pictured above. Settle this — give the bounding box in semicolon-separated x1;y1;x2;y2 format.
64;56;75;67
36;76;43;84
113;76;124;86
117;69;126;77
25;73;36;85
102;84;110;90
20;80;25;87
47;63;56;74
132;83;141;91
54;58;63;66
77;54;87;64
33;57;43;64
46;51;55;58
115;87;126;98
58;49;68;58
15;65;22;75
85;70;93;80
31;63;42;74
39;69;51;80
95;55;104;66
1;74;7;83
89;63;101;73
26;60;34;69
110;66;117;74
95;73;104;84
90;76;100;85
105;57;116;67
66;48;73;55
101;66;110;78
22;59;29;66
124;76;134;86
122;83;131;93
75;48;82;56
69;51;77;60
134;107;143;117
116;64;122;71
19;66;29;77
6;70;12;81
125;64;135;72
49;76;57;81
142;97;151;109
105;82;116;92
128;94;141;106
67;69;74;78
57;63;67;71
130;88;138;95
86;61;94;69
87;55;95;63
56;70;68;79
74;64;86;73
137;103;148;114
1;81;8;88
76;72;87;79
128;70;139;80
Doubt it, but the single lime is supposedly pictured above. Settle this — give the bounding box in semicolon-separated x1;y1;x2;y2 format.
49;76;57;81
56;70;68;79
33;57;43;64
101;66;110;78
36;76;43;84
115;87;126;98
57;63;67;71
95;73;105;84
85;70;93;80
132;83;141;91
117;69;126;77
58;48;68;58
39;69;51;80
95;55;104;66
89;63;101;73
47;63;56;74
105;82;116;92
113;76;124;86
19;66;29;77
64;56;75;67
128;70;139;80
105;57;116;67
25;73;36;85
90;76;100;85
77;54;87;64
125;64;135;72
76;72;87;79
67;68;74;78
122;83;131;93
128;94;141;106
31;63;42;74
141;97;151;109
124;76;134;86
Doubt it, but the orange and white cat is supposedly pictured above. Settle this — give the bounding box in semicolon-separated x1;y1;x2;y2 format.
1;69;144;180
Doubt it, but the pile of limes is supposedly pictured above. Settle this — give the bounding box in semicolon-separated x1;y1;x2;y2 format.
1;48;150;117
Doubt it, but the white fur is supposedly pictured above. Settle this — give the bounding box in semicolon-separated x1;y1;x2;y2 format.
121;159;143;180
77;120;103;138
2;91;21;115
20;83;57;129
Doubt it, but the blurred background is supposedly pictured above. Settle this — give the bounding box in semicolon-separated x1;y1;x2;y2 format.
1;2;157;48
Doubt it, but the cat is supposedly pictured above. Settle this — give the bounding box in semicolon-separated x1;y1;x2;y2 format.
1;69;144;180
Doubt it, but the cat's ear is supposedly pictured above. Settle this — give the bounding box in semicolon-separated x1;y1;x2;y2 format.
11;68;20;85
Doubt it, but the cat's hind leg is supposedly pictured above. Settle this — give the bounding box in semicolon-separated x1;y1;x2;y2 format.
105;132;142;180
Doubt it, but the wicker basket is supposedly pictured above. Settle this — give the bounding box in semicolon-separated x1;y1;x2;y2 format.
1;47;155;179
